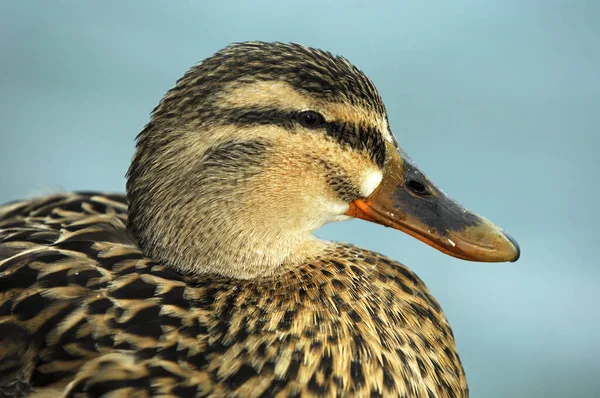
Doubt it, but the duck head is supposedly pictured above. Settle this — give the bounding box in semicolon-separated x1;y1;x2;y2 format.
126;42;519;279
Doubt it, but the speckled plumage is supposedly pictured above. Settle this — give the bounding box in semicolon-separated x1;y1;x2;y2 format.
0;42;514;397
0;194;467;397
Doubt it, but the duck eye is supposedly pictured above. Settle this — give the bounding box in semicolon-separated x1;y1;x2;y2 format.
407;179;430;196
297;111;325;128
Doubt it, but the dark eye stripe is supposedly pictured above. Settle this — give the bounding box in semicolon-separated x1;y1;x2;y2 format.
219;107;295;128
217;106;386;168
325;121;386;168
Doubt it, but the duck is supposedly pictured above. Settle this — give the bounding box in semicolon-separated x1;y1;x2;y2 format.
0;42;519;398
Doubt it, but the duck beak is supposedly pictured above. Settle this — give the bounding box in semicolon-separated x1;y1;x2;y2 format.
346;143;520;262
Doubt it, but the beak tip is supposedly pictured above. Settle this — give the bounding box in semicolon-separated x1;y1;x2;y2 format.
503;232;521;262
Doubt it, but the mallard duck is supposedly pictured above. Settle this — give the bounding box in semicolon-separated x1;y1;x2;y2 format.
0;42;519;398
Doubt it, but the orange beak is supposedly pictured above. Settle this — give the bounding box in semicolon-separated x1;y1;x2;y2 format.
346;143;520;262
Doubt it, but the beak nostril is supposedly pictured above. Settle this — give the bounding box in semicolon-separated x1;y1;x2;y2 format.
406;179;429;196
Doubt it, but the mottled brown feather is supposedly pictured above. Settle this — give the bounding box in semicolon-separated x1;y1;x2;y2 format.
0;193;467;397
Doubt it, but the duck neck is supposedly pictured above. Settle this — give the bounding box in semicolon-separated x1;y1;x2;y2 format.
128;199;331;279
127;149;332;279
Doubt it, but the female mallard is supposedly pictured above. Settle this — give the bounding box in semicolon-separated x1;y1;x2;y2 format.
0;42;519;397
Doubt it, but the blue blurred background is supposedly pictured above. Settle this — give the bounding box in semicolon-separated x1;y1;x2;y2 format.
1;1;598;396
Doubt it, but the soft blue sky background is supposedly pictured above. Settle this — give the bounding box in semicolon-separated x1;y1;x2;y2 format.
1;1;598;397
